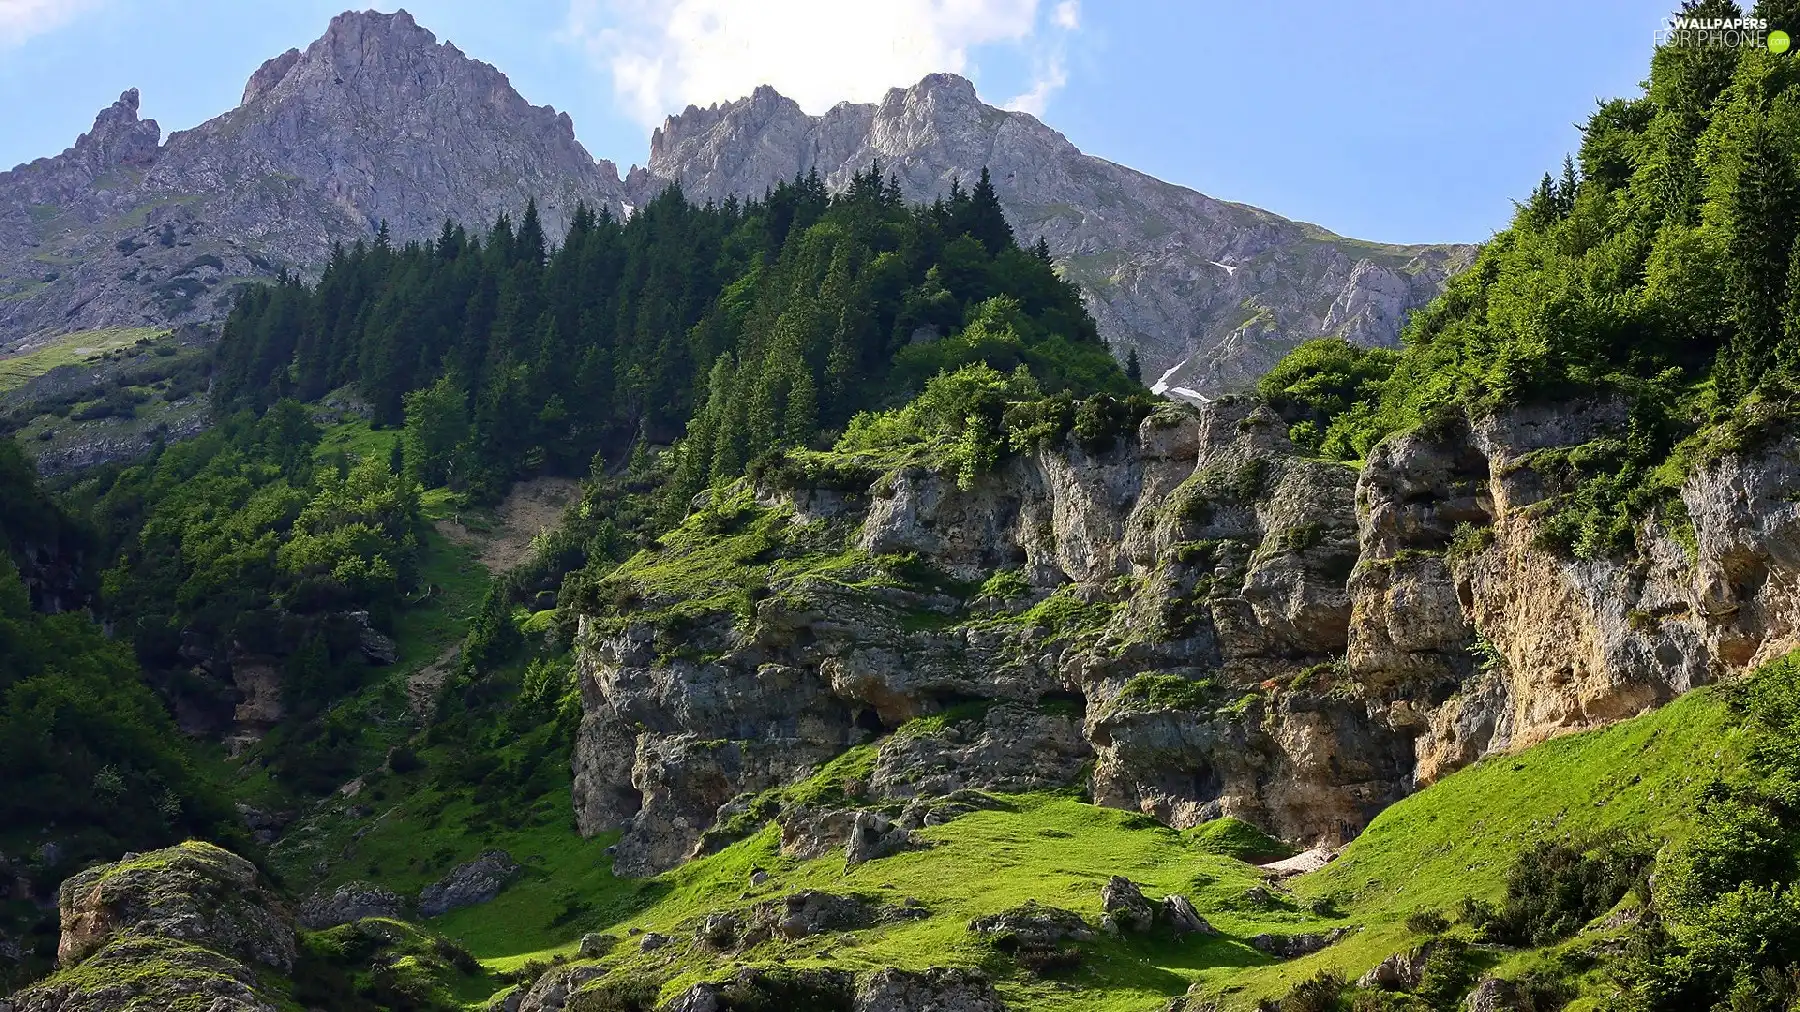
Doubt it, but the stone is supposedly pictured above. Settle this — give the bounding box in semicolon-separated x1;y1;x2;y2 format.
1358;943;1433;992
12;842;294;1012
854;966;1008;1012
968;901;1095;946
870;702;1092;799
1249;928;1350;959
54;842;294;970
296;880;406;929
512;964;604;1012
845;810;918;867
234;803;291;846
416;850;520;917
696;911;740;950
1099;876;1155;934
577;932;618;958
762;890;877;939
346;610;399;665
638;931;670;952
1159;894;1214;936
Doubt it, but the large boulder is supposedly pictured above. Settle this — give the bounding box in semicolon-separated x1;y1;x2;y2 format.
12;841;293;1012
53;841;293;970
297;879;407;929
417;849;520;916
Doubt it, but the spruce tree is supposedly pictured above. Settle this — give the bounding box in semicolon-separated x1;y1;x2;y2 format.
1721;112;1800;399
1126;347;1143;385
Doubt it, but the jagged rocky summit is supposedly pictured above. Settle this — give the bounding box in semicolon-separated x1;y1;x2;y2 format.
0;9;624;348
570;395;1800;875
1;9;1470;398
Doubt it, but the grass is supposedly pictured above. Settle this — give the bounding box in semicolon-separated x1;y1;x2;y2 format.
1188;686;1745;1007
517;793;1315;1011
0;327;169;391
225;648;1752;1011
314;418;400;465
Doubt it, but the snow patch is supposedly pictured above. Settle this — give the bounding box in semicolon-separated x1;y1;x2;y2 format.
1150;359;1185;396
1208;260;1237;276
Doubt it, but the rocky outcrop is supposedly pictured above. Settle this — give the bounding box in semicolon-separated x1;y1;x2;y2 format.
296;880;406;929
512;964;606;1012
573;399;1415;873
1249;928;1350;959
13;842;293;1012
416;850;520;917
628;73;1474;391
1099;877;1214;937
855;967;1008;1012
967;902;1095;946
659;966;1006;1012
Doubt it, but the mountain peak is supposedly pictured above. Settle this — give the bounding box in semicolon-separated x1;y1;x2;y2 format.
73;87;160;171
900;72;979;104
320;7;432;47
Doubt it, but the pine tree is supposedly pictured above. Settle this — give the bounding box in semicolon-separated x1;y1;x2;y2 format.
1126;347;1143;385
966;167;1014;255
1558;155;1579;216
783;366;818;446
1721;112;1800;398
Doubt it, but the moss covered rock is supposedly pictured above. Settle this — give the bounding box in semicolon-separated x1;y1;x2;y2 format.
13;842;293;1012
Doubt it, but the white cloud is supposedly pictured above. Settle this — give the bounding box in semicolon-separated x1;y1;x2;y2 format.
0;0;97;48
1004;49;1065;117
1003;0;1077;117
566;0;1081;127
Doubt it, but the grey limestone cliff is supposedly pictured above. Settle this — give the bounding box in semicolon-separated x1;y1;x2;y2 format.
569;398;1800;876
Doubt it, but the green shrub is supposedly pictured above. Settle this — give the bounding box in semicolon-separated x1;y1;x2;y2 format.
1404;908;1450;935
1270;969;1347;1012
566;977;664;1011
1482;836;1650;946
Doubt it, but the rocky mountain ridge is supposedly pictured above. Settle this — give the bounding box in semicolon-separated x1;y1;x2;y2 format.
568;395;1800;875
625;74;1476;394
0;10;1470;399
0;9;625;349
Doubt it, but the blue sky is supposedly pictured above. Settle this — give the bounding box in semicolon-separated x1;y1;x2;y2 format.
1;0;1672;244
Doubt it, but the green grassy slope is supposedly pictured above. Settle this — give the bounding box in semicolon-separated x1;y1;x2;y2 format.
415;687;1747;1012
0;326;168;391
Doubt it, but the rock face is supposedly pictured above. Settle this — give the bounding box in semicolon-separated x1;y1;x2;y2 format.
0;10;625;349
626;73;1475;393
571;395;1800;874
13;841;293;1012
